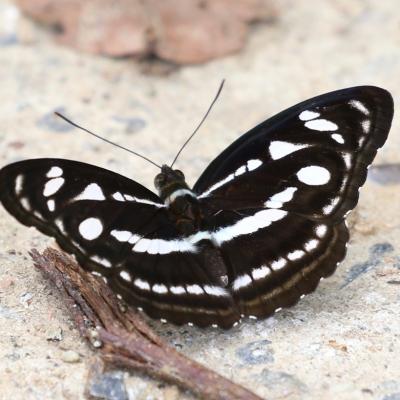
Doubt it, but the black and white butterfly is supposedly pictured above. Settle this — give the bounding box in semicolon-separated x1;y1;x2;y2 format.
0;86;393;328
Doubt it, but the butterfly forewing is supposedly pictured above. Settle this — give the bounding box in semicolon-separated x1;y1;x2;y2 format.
0;159;237;327
0;86;393;328
195;86;392;221
194;86;393;320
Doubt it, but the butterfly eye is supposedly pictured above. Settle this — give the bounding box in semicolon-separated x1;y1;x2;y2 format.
154;173;166;189
174;170;185;180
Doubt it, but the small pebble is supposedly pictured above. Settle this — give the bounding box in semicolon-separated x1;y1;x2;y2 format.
88;370;128;400
46;327;63;342
19;292;33;307
61;350;80;363
0;277;14;290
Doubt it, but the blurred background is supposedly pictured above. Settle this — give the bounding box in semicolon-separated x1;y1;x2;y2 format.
0;0;398;186
0;1;399;399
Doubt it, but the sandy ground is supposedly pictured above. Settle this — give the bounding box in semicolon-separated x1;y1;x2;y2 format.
0;1;399;399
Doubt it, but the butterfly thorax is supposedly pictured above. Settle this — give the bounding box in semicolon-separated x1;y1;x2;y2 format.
155;165;200;235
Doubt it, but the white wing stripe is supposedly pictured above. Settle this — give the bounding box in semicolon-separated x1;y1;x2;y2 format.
212;209;287;246
109;209;287;254
199;159;263;198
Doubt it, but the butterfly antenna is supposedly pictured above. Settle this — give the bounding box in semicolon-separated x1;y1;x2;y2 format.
170;79;225;168
54;112;162;169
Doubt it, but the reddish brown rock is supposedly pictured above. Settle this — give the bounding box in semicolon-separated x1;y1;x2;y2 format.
15;0;274;64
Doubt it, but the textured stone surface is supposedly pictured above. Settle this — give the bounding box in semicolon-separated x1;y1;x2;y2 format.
0;0;399;399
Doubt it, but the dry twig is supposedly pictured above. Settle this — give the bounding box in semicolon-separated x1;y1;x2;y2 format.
30;248;262;400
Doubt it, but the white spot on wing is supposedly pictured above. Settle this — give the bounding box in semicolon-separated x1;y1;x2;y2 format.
188;231;212;244
133;238;196;254
20;197;30;210
124;194;164;208
79;217;103;240
47;199;55;212
199;174;234;197
316;225;328;238
46;166;63;178
265;187;297;208
342;153;352;169
232;274;252;291
91;255;112;268
269;141;308;160
235;165;246;176
15;175;23;194
110;230;130;241
252;265;270;280
112;192;125;201
271;258;286;270
110;230;141;244
349;100;370;115
287;250;305;261
305;119;338;131
111;229;207;254
203;285;229;297
75;183;106;201
247;159;262;171
305;239;319;252
120;270;131;282
199;159;262;198
299;110;320;121
323;197;340;214
331;133;345;144
43;177;64;197
187;284;204;295
297;166;330;185
212;209;287;246
362;119;371;134
34;210;43;220
153;283;168;294
170;286;186;295
55;218;65;234
134;278;150;291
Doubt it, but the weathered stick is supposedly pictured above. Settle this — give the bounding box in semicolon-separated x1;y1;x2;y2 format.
30;248;263;400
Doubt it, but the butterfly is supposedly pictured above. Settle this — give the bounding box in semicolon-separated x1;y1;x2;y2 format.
0;86;393;329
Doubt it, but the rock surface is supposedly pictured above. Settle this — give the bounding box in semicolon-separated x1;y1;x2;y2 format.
0;0;399;399
14;0;274;64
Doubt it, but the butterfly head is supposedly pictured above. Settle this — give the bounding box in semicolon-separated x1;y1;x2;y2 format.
154;165;189;200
